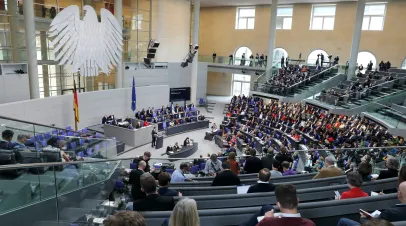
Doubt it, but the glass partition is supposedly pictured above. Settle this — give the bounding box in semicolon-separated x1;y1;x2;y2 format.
0;144;405;225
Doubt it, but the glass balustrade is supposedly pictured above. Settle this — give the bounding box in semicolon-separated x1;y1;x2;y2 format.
363;102;406;129
0;145;404;225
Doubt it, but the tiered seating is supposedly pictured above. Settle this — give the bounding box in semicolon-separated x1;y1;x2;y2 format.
317;70;406;108
259;65;339;96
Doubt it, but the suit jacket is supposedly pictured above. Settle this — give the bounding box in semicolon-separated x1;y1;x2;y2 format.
275;153;293;164
211;170;241;186
380;204;406;222
313;166;343;179
261;155;275;170
102;116;107;124
247;182;276;193
158;187;178;197
133;194;175;211
244;156;263;174
377;169;399;180
129;169;145;200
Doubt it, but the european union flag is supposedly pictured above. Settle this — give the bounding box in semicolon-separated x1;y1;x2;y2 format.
131;76;136;112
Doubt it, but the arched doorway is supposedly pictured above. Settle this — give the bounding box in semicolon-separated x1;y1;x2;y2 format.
307;49;329;66
273;48;288;67
234;46;253;66
357;51;377;71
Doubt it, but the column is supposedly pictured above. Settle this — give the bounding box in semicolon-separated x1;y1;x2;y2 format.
40;31;49;97
24;0;40;99
348;0;366;80
266;0;278;79
190;0;200;104
7;0;20;62
114;0;123;88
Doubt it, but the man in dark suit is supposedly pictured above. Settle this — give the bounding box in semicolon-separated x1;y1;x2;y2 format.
247;168;275;193
133;152;152;173
377;158;399;180
158;172;180;197
244;148;263;174
129;160;146;201
102;115;108;124
212;161;241;186
261;148;275;170
0;130;16;150
133;173;175;211
146;107;152;117
151;127;157;148
275;147;293;165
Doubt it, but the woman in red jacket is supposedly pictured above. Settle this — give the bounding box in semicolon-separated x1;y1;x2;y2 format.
338;172;368;200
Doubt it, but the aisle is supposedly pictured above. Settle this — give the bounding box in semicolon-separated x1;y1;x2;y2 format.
116;96;231;164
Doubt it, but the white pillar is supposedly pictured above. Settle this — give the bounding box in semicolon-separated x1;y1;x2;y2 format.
7;0;20;62
23;0;39;99
266;0;278;79
348;0;366;80
191;0;200;104
114;0;123;88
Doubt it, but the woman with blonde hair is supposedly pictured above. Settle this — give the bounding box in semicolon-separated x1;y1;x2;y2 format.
163;198;199;226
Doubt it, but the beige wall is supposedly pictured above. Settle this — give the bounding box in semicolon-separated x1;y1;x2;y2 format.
199;0;406;67
207;72;232;96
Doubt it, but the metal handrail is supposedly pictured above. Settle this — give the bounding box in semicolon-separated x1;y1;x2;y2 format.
287;64;339;89
0;145;404;171
254;60;281;83
331;78;400;96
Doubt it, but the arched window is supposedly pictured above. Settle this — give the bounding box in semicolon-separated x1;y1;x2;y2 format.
273;48;288;66
234;46;253;66
357;51;377;71
401;58;406;69
307;49;329;66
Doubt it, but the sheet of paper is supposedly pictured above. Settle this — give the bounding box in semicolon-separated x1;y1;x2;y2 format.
237;185;250;194
93;218;105;224
371;191;379;196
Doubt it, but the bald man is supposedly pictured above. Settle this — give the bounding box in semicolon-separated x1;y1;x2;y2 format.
378;181;406;222
129;160;146;201
313;156;343;179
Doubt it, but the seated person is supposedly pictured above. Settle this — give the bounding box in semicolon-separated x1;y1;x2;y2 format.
57;140;71;162
174;119;179;125
173;142;180;151
0;130;16;149
337;181;406;226
337;172;368;200
199;114;205;120
133;173;175;211
169;121;175;127
170;162;192;183
358;162;373;182
14;134;29;149
166;145;174;155
270;161;283;177
282;161;296;176
183;137;190;146
204;154;223;176
313;156;343;179
244;184;315;226
211;161;241;186
158;172;181;197
377;158;399;180
185;117;191;123
135;122;142;129
143;121;149;127
247;168;276;193
124;117;131;123
102;115;108;124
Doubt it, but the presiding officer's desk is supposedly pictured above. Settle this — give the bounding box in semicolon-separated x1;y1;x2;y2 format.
168;142;198;159
166;120;210;136
104;124;154;148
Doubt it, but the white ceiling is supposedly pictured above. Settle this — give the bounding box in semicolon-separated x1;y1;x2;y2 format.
200;0;359;7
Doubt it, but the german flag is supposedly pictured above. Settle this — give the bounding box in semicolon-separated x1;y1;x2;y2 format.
73;80;80;123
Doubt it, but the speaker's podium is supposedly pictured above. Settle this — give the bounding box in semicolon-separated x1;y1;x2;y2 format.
155;134;163;149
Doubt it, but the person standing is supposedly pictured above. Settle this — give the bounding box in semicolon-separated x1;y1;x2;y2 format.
212;52;217;63
151;127;157;148
241;53;246;66
250;54;254;67
229;54;233;65
244;149;263;174
281;56;285;68
320;53;325;68
260;54;265;67
129;160;146;201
